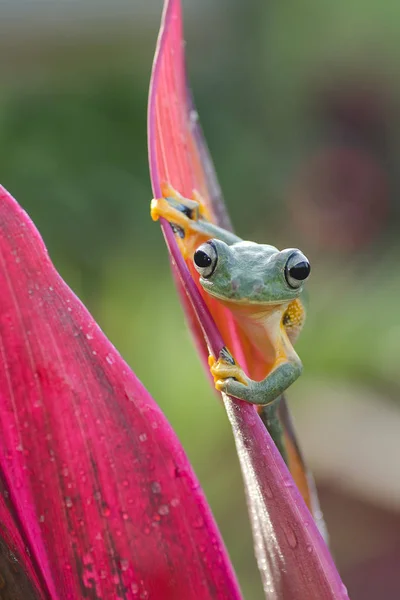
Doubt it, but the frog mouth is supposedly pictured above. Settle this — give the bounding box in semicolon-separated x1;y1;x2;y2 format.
199;278;254;303
198;277;230;301
199;277;293;306
198;277;216;294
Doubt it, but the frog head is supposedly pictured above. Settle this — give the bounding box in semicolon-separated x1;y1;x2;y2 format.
192;240;310;304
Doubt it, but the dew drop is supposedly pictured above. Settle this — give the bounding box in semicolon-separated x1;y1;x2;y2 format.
86;333;93;340
306;544;313;554
106;354;115;365
314;509;324;521
138;433;147;442
193;516;204;529
39;514;45;523
120;559;129;572
151;481;161;494
65;497;73;508
158;504;169;516
121;512;129;521
101;504;111;517
170;498;180;508
189;109;198;124
131;582;139;594
190;480;200;491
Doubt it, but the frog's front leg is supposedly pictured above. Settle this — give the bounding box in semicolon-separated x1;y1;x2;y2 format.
209;348;302;406
151;185;242;257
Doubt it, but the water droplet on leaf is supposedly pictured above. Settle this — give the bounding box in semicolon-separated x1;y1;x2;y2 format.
151;481;161;494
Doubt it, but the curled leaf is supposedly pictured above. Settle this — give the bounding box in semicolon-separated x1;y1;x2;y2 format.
148;0;316;513
148;0;349;597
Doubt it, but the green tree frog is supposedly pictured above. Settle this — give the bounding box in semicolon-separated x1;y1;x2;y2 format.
151;188;310;405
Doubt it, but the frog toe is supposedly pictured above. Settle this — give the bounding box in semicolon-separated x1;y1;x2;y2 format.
209;348;248;388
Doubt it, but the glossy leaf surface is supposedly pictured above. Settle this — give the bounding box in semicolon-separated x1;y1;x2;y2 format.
0;184;242;599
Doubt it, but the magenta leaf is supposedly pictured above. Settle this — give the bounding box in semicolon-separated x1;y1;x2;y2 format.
148;0;349;597
0;184;243;599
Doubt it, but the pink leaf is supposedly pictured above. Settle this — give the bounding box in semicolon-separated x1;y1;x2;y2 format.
148;0;350;597
0;184;242;599
148;0;315;513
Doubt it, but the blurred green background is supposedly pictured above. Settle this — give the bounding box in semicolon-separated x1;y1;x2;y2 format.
1;0;400;598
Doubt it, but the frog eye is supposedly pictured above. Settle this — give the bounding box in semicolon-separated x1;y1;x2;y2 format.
193;242;218;278
285;251;311;289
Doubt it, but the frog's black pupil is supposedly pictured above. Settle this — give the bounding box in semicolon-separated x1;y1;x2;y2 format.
194;250;212;268
289;261;310;281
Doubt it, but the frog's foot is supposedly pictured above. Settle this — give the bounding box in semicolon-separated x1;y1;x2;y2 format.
160;182;211;220
191;189;212;220
151;185;212;258
151;196;192;229
160;182;185;204
153;182;211;223
208;347;249;393
150;196;196;258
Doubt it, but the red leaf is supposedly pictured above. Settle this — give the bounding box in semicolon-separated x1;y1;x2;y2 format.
148;1;349;597
0;184;242;599
147;1;314;513
148;0;269;382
